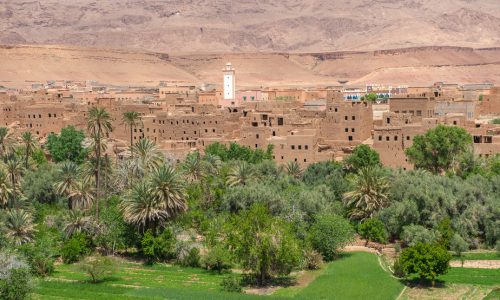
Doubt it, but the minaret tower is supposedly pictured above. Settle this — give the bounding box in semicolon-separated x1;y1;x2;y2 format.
223;62;235;103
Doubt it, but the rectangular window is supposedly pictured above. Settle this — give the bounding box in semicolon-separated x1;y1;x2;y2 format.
291;145;295;150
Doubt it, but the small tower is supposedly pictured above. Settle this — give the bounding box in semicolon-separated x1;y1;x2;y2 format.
222;62;235;102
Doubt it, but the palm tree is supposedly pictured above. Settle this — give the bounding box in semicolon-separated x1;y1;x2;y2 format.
286;161;302;179
87;107;112;219
0;168;12;207
69;180;95;210
21;131;37;169
54;161;80;208
149;164;187;218
182;151;203;183
121;111;142;157
120;181;168;233
63;210;95;238
4;209;35;246
4;154;23;206
0;127;10;157
342;167;390;220
131;138;163;177
227;161;254;187
202;153;222;175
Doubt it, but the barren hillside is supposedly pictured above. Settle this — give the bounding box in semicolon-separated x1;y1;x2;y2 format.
0;0;499;53
1;45;499;88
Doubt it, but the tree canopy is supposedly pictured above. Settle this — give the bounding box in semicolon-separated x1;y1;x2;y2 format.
405;125;472;173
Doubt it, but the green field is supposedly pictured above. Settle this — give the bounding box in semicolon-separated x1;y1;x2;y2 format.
33;252;500;300
33;261;267;300
440;267;500;286
33;252;404;300
276;252;404;299
451;252;500;261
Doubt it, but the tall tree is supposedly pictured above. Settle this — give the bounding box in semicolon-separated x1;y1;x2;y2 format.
344;144;380;172
0;127;10;157
4;209;36;246
121;111;142;157
343;167;390;220
47;126;88;163
54;161;80;208
120;181;167;233
131;138;163;178
405;125;472;173
0;168;12;207
149;164;187;219
21;131;37;169
182;151;203;183
86;107;112;219
227;161;254;187
4;154;23;206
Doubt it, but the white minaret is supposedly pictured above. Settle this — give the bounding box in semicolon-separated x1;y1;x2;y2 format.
223;62;235;101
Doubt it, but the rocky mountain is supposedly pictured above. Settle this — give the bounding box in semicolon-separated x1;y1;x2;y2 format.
0;0;499;53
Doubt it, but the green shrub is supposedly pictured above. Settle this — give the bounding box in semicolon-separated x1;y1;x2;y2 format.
401;225;440;247
78;255;118;283
309;214;355;261
400;243;451;285
61;233;91;264
358;218;388;245
303;249;323;270
17;232;57;276
392;258;406;278
179;247;201;268
141;229;176;263
450;234;468;257
220;275;243;293
202;244;233;273
0;268;32;300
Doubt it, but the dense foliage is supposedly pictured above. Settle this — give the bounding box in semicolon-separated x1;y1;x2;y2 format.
405;125;472;173
0;111;498;298
399;243;451;284
47;126;88;164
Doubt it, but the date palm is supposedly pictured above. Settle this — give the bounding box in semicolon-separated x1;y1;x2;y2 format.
149;164;187;218
87;107;112;219
202;153;222;175
121;111;142;157
0;168;12;207
69;180;95;210
4;209;35;246
342;167;390;220
131;138;163;177
63;210;94;238
21;131;37;169
227;161;254;187
120;181;168;232
4;154;23;206
286;161;302;179
0;127;11;157
182;151;203;183
54;161;80;208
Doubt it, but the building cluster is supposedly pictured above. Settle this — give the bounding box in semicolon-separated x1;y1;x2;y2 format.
1;64;499;168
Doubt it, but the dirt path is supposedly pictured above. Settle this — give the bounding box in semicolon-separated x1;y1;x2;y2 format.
450;260;500;269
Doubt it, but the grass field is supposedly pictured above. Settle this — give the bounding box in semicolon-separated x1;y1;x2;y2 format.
484;288;500;300
33;252;499;300
274;252;404;299
33;261;269;300
451;252;500;261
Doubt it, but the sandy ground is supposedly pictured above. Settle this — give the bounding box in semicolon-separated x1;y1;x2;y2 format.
450;260;500;269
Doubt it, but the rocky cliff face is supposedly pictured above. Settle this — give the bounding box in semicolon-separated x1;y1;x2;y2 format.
0;0;499;53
